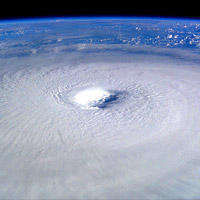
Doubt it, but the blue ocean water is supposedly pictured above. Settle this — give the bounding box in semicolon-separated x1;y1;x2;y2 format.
0;17;200;59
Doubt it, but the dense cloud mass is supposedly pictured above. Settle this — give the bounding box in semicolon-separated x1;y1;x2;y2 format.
0;19;200;199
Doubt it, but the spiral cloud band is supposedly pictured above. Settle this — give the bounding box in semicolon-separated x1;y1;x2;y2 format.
1;19;200;199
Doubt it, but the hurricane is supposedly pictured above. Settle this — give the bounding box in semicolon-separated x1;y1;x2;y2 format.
0;18;200;199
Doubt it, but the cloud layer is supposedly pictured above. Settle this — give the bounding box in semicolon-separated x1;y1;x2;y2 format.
1;21;200;199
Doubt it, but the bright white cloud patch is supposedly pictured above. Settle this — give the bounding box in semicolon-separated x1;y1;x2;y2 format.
74;87;112;109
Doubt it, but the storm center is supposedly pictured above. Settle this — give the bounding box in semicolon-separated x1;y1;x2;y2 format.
74;88;115;109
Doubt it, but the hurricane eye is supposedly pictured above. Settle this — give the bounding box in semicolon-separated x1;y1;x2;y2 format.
73;88;117;109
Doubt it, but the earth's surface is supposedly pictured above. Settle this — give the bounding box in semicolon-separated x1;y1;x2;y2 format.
1;17;200;199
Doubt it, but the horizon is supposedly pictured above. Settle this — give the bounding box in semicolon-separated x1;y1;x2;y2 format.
0;15;200;24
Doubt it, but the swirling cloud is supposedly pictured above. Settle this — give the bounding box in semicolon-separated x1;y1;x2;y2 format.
0;22;200;199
